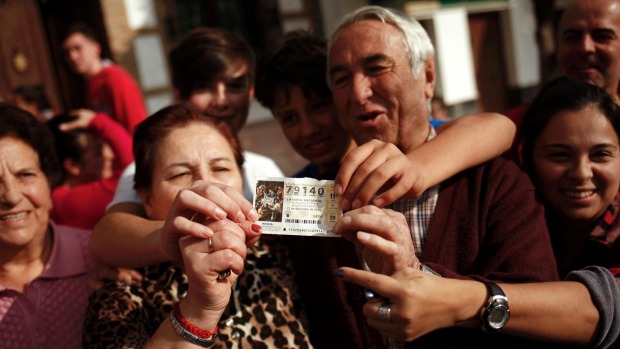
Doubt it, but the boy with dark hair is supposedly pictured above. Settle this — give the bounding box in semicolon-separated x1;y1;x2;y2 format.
62;22;147;134
256;30;353;179
91;27;283;268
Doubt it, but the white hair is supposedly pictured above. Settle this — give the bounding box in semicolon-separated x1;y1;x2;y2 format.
327;5;435;81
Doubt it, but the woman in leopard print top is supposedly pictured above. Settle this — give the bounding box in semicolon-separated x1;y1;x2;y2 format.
83;104;312;348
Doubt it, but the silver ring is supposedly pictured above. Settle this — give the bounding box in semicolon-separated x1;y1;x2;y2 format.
377;302;392;323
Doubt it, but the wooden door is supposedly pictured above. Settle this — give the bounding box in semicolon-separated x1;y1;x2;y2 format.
0;0;61;111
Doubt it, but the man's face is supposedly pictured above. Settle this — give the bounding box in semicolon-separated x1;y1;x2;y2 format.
557;0;620;98
62;33;101;77
182;60;254;134
328;20;434;153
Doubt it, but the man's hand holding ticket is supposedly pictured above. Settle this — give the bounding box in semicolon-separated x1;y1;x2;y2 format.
253;177;342;237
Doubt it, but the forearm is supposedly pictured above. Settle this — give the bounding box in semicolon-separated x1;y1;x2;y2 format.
144;299;220;349
144;322;192;349
412;113;515;190
91;204;167;268
501;282;598;345
453;281;597;345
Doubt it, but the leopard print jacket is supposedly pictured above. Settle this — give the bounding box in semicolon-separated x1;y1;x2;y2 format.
83;237;313;348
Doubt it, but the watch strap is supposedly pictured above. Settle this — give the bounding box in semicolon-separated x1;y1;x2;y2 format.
480;281;509;333
485;281;505;298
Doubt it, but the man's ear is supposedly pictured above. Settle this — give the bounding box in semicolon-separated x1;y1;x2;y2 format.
423;57;436;100
63;158;81;177
93;41;102;57
138;188;154;219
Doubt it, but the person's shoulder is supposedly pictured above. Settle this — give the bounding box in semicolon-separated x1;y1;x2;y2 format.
241;151;284;189
51;184;70;198
443;155;528;190
505;103;531;126
101;62;127;73
243;150;275;163
485;155;525;176
243;151;282;173
463;154;521;173
49;221;93;268
52;221;92;240
98;63;135;81
293;163;319;178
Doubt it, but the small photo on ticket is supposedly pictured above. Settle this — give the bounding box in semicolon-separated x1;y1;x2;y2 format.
253;177;342;237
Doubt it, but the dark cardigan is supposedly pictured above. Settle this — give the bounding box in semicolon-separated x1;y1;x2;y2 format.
422;155;559;283
405;156;561;349
288;156;559;349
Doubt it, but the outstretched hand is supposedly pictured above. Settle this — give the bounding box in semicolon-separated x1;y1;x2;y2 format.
334;140;428;210
335;266;484;341
62;109;97;131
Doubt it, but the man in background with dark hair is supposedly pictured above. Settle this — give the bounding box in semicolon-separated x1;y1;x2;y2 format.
62;23;147;134
507;0;620;157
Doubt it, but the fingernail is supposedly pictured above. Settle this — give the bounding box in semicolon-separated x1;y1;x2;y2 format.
248;208;259;221
214;207;226;219
357;231;371;241
251;223;262;233
364;288;380;300
341;198;350;210
340;216;352;225
352;199;361;209
200;226;214;238
333;269;344;278
335;184;343;195
373;197;384;207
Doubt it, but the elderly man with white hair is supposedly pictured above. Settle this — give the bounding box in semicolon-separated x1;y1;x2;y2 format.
329;6;561;348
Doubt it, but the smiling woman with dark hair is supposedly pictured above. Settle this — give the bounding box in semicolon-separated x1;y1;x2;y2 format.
0;103;95;348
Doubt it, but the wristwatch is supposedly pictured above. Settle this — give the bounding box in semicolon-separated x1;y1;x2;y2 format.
480;282;510;333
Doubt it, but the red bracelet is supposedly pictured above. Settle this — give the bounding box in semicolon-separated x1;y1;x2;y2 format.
173;303;218;338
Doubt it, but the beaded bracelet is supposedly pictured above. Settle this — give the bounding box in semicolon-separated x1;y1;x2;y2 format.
170;303;218;347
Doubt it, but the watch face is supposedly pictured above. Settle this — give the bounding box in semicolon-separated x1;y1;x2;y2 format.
488;304;509;328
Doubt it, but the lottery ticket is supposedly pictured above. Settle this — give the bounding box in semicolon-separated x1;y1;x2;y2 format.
253;177;342;237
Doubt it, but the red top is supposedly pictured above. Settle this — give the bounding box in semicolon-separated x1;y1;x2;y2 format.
87;63;147;134
51;113;134;229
